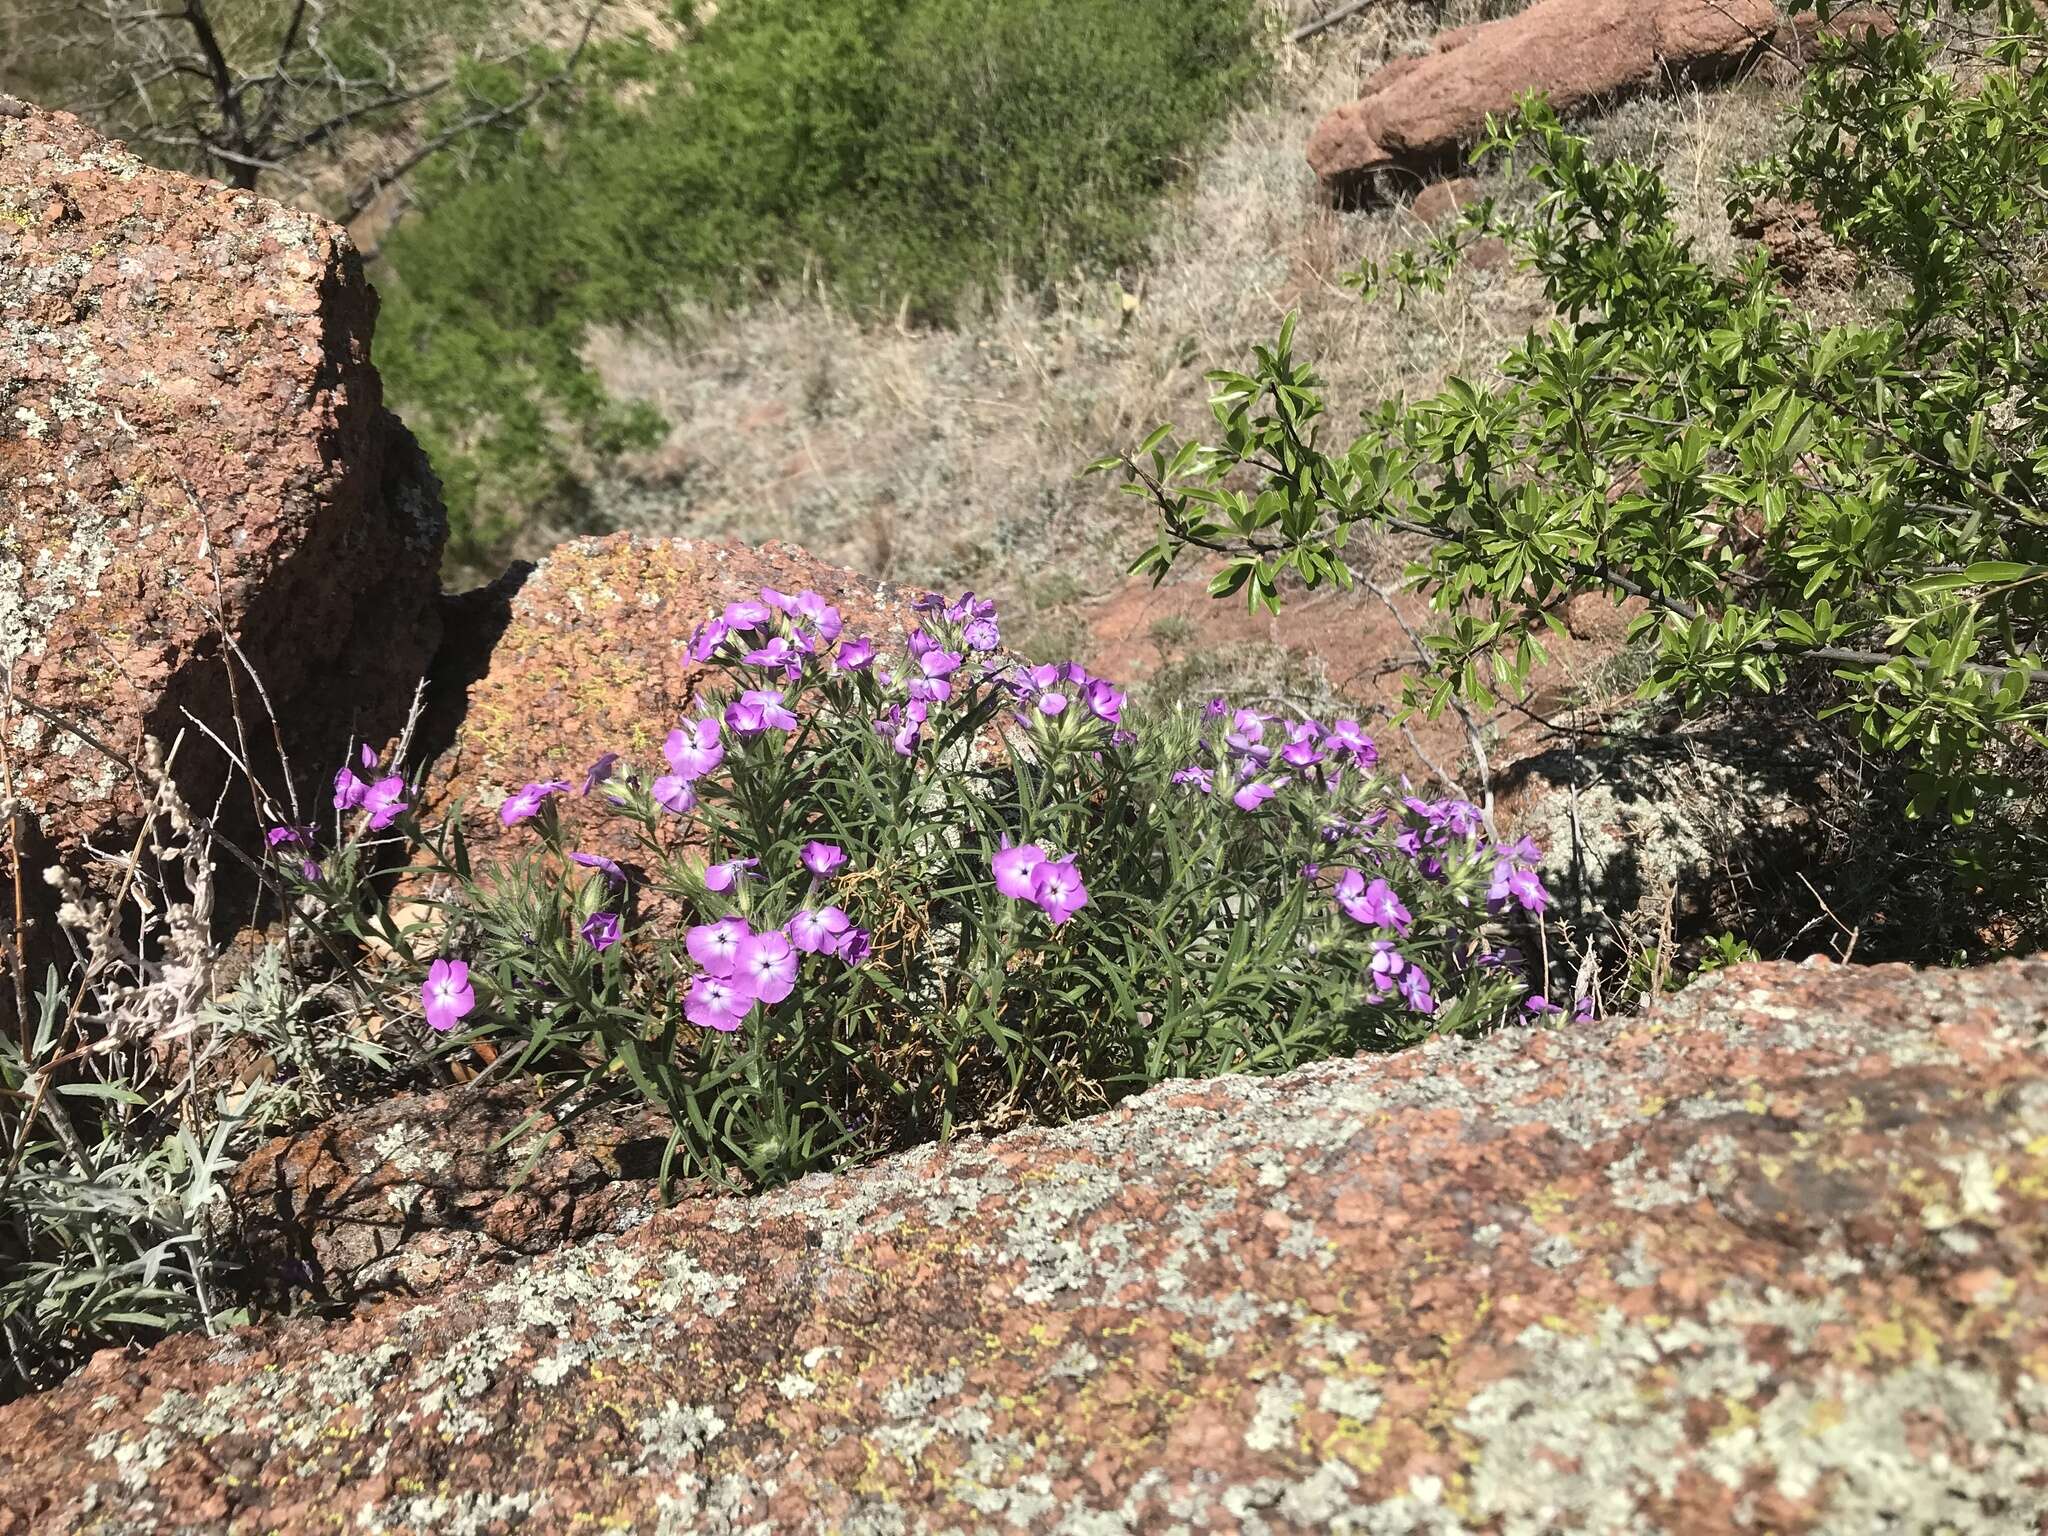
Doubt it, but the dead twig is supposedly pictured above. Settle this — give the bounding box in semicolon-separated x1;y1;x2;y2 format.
1289;0;1378;45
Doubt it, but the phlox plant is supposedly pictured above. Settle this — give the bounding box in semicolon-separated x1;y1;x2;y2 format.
280;589;1564;1190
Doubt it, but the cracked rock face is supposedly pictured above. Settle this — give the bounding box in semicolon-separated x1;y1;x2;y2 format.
221;1083;675;1308
0;102;443;891
5;957;2048;1532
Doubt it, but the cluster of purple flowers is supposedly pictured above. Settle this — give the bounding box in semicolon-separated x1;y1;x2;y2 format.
655;716;724;814
1176;704;1378;812
991;840;1089;925
681;839;871;1031
690;588;848;676
1005;661;1131;749
912;590;1002;654
333;744;408;831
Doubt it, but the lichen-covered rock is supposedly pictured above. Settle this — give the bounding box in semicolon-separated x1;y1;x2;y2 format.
7;957;2048;1532
1307;0;1779;199
423;532;933;858
222;1082;674;1307
0;101;442;891
1496;723;1819;956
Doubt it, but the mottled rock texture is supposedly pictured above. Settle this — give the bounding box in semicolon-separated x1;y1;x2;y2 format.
423;532;931;860
1496;721;1820;956
223;1082;673;1308
1307;0;1780;198
0;102;442;885
7;957;2048;1532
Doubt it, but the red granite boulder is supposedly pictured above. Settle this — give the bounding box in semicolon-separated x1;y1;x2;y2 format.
0;101;442;900
1308;0;1778;199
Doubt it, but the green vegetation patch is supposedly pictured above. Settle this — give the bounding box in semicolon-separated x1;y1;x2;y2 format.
375;0;1263;569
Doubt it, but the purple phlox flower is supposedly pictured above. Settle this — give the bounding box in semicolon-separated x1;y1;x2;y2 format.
333;765;368;812
652;775;698;815
1110;728;1139;748
992;840;1047;901
685;972;757;1033
916;645;963;680
1476;945;1525;972
580;752;620;796
580;911;622;952
726;688;797;735
499;779;569;828
1367;940;1406;993
1301;863;1321;880
743;635;799;670
1233;780;1279;812
663;717;725;780
945;591;996;624
1029;858;1088;925
910;591;947;615
906;675;954;706
788;905;851;954
269;824;320;880
879;702;925;757
687;918;750;977
1281;720;1326;768
1523;994;1565;1019
1574;995;1596;1022
1488;860;1550;914
736;929;798;1005
834;926;873;965
361;775;408;832
759;587;795;614
704;856;761;893
1335;870;1415;935
1442;800;1486;840
1036;689;1068;718
421;958;476;1034
1171;765;1214;794
1403;795;1447;828
722;599;772;630
1326;718;1376;763
801;841;847;878
1083;678;1126;724
1202;696;1229;719
1224;725;1272;770
963;618;1001;653
571;850;626;883
1394;827;1424;859
1397;965;1435;1014
795;590;843;640
835;635;876;671
688;618;730;662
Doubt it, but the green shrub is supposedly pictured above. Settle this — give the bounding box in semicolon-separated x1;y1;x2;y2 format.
1110;0;2048;950
287;587;1563;1189
375;0;1262;570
